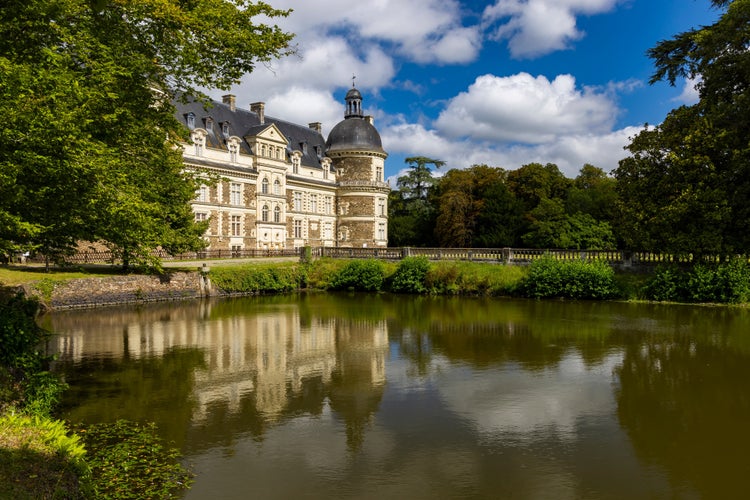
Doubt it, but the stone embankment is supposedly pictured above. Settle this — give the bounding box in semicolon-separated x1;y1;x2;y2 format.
21;271;216;310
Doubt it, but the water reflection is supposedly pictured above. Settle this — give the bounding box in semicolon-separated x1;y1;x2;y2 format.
44;295;750;499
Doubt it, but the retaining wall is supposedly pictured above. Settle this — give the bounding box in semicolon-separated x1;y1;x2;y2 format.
22;271;216;310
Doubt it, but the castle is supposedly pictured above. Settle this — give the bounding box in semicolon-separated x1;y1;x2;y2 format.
176;86;389;251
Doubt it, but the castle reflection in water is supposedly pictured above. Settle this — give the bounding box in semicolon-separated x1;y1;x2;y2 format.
46;298;388;427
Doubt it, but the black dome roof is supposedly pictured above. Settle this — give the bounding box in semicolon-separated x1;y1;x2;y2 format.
326;117;385;154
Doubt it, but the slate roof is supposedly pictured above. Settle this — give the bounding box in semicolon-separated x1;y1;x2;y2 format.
175;96;328;169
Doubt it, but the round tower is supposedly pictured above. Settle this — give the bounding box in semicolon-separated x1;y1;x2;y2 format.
326;85;389;247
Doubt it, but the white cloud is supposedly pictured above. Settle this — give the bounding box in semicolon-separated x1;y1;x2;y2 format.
434;73;618;144
483;0;621;58
674;77;701;104
268;0;480;64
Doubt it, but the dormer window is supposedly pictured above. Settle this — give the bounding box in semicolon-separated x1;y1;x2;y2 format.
301;142;308;155
204;117;214;130
221;122;230;138
291;151;301;174
191;130;206;157
314;145;321;159
186;112;196;129
228;142;238;163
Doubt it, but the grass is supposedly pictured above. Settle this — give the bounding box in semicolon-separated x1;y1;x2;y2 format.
0;265;119;287
0;413;91;499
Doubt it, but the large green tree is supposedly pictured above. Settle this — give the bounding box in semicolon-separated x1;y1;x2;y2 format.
388;157;444;246
0;0;293;267
614;0;750;256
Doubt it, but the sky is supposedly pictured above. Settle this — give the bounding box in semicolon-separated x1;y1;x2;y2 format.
208;0;723;183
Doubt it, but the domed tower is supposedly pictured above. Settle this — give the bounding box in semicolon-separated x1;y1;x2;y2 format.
327;85;389;247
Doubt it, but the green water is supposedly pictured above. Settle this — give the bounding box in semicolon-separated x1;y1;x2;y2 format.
45;294;750;499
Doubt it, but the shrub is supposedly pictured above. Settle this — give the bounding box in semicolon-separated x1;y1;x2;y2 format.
330;259;385;291
210;264;303;293
0;293;66;416
644;265;686;302
715;258;750;303
516;256;620;299
389;257;430;293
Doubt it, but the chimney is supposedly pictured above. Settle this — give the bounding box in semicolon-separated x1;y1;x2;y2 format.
365;115;374;125
308;122;322;134
250;102;265;124
222;94;236;112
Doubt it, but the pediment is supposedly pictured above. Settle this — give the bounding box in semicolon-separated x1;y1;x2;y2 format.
245;123;288;145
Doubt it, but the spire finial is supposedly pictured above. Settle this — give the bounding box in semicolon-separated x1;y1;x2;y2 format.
352;74;356;88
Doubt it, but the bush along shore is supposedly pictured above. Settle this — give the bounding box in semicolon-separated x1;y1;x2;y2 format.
212;256;750;304
0;291;192;499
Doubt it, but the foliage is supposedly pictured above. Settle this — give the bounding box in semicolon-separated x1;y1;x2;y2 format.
389;157;443;246
644;258;750;303
76;420;192;499
425;261;525;296
330;259;386;292
0;0;293;268
0;412;92;499
516;256;621;300
0;293;67;415
389;257;430;293
210;263;304;293
614;0;750;256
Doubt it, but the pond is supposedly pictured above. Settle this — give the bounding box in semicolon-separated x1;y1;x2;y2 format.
43;294;750;499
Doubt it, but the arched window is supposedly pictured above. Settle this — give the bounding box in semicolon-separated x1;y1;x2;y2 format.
261;177;269;194
261;205;269;222
273;179;281;195
273;205;281;223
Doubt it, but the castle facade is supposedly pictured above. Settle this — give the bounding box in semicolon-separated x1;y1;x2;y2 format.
176;87;389;251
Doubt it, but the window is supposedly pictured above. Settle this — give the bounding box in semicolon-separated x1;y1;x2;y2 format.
378;223;386;240
231;215;241;236
325;197;332;215
229;142;238;163
323;222;332;240
273;205;281;223
375;166;383;182
192;131;205;156
261;205;269;222
323;165;329;180
194;212;207;222
186;113;195;129
230;183;242;205
274;179;281;195
310;194;317;213
292;155;300;174
261;177;269;194
222;122;230;138
196;184;209;202
293;220;303;238
378;198;386;216
293;192;302;211
261;144;267;157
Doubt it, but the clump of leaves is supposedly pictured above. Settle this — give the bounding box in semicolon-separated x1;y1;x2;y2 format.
389;256;430;293
516;256;621;300
330;259;386;291
76;420;192;499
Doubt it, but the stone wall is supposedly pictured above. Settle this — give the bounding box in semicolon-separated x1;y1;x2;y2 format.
23;272;214;310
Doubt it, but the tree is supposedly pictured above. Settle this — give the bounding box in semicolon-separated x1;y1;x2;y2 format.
389;157;444;246
0;0;294;268
614;0;750;256
397;157;445;201
433;165;522;248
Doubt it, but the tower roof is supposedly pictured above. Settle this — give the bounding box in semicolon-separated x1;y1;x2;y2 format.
326;86;385;154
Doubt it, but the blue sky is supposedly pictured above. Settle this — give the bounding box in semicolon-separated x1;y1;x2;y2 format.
209;0;722;181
